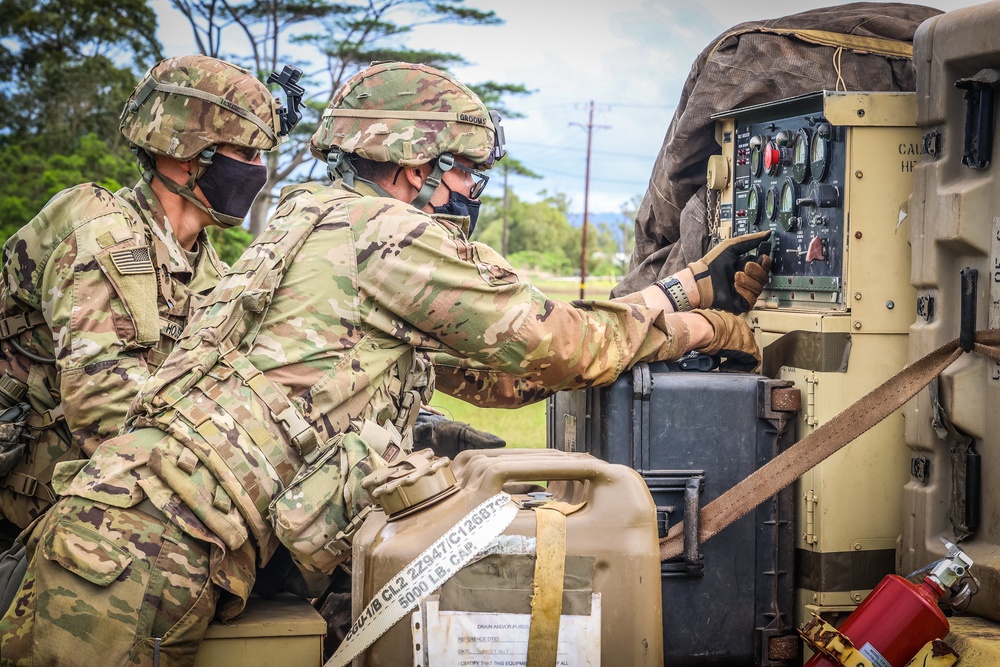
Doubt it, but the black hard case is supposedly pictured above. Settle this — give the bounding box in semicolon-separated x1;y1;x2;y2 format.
547;362;798;666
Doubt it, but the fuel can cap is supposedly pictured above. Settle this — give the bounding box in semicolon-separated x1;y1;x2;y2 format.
362;449;459;520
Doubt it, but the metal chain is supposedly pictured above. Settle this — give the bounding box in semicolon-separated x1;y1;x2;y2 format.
706;187;722;247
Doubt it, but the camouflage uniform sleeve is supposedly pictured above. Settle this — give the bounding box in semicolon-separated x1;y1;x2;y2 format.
451;285;669;402
429;351;555;408
357;201;694;394
6;186;154;456
613;290;647;305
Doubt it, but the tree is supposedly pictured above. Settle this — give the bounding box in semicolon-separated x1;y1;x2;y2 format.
0;0;161;152
587;221;620;277
0;0;163;243
476;189;580;275
0;134;137;245
616;195;640;274
492;156;540;257
169;0;529;235
206;225;255;265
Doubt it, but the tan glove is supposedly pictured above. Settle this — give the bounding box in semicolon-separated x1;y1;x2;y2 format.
694;310;760;372
688;230;772;313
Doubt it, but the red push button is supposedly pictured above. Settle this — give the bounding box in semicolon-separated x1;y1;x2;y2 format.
763;142;781;174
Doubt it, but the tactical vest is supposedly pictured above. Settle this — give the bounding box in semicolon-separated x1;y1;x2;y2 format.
0;185;212;528
129;187;432;575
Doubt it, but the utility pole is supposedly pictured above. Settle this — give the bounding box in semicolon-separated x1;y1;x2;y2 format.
570;101;609;299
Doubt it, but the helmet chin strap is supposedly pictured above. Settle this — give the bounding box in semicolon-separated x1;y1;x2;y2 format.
325;150;455;208
134;147;245;228
326;148;393;199
410;153;453;210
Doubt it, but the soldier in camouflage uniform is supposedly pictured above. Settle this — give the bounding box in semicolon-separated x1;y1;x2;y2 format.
0;55;285;551
0;62;767;666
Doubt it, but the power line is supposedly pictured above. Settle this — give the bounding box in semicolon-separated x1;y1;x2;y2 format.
516;144;657;159
515;100;675;112
510;165;649;186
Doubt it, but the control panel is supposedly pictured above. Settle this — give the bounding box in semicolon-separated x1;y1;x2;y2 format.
711;91;921;624
735;116;845;303
716;93;851;309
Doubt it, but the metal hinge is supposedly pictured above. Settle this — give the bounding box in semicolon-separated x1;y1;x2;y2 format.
803;489;818;546
804;372;819;428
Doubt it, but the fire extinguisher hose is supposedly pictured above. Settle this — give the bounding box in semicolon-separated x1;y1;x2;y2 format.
660;328;1000;561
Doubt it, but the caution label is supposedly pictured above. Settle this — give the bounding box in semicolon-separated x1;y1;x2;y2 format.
860;642;892;667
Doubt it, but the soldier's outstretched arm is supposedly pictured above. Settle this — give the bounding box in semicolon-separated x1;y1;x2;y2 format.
428;351;555;408
358;203;754;392
430;311;740;408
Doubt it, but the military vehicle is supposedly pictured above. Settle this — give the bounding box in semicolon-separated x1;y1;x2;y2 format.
549;2;1000;666
182;3;1000;666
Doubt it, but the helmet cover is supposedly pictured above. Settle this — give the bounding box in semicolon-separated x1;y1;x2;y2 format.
311;62;502;169
121;55;281;161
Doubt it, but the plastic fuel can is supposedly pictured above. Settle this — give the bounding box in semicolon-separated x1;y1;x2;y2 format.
350;448;664;666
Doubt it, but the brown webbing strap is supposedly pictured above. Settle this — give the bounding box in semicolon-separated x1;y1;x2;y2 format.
660;329;1000;561
527;501;585;667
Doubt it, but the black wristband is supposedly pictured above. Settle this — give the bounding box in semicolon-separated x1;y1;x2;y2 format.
656;277;692;312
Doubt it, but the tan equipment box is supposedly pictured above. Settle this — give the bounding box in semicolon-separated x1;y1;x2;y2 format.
193;594;326;667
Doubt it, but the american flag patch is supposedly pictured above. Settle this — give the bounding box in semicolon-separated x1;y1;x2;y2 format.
109;246;154;275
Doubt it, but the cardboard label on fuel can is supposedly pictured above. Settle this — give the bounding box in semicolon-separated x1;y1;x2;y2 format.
412;594;601;666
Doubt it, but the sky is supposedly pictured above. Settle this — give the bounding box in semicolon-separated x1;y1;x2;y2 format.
152;0;982;215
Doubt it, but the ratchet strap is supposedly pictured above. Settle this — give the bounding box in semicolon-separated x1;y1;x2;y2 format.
661;329;1000;561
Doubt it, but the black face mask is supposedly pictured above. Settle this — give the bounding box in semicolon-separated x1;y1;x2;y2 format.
433;185;482;235
196;152;268;228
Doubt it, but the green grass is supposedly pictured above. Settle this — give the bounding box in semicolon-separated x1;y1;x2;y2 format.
427;393;547;449
525;274;620;302
427;270;622;447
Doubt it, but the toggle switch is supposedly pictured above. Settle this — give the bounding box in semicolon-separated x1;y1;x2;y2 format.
806;236;828;262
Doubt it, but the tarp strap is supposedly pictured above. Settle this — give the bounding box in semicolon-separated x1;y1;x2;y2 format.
708;27;914;62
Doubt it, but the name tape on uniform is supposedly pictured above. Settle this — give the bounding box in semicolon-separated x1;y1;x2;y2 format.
325;492;520;667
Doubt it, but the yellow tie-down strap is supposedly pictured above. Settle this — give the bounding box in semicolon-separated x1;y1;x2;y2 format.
527;501;586;667
708;27;913;61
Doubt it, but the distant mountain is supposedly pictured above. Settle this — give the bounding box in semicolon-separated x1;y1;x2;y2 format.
567;212;628;228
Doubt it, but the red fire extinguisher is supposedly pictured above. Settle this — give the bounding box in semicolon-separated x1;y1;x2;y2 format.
802;541;974;667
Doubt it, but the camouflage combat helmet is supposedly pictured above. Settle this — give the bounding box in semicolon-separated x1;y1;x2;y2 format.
119;56;292;227
311;62;506;208
121;55;281;162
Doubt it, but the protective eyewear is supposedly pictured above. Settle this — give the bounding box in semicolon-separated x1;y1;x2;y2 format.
451;161;490;199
